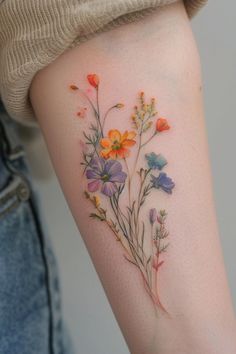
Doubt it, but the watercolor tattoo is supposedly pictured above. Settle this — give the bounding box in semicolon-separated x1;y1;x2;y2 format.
69;74;175;314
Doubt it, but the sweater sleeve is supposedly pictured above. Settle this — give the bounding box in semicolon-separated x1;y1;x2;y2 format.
0;0;207;126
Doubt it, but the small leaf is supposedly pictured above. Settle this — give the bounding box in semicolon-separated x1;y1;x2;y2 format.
90;213;105;221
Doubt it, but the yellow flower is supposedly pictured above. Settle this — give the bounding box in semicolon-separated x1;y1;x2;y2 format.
100;129;136;159
93;195;100;207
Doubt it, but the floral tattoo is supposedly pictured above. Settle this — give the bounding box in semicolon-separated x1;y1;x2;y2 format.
69;74;175;314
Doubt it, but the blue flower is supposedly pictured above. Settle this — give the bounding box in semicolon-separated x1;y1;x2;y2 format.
145;152;167;170
151;172;175;194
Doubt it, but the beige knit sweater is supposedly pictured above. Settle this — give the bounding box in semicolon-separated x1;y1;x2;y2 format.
0;0;207;126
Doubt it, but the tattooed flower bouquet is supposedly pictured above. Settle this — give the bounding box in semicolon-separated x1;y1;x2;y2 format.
70;74;175;314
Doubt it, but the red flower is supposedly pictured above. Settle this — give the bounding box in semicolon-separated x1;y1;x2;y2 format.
156;118;170;132
87;74;99;89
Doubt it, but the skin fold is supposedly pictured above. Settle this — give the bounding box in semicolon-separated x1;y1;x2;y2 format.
30;2;236;353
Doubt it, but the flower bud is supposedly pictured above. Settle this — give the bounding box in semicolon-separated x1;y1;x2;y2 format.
70;84;79;90
149;208;157;225
87;74;99;88
156;118;170;132
115;103;124;109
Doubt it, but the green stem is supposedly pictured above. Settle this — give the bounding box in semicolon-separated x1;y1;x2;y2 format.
123;158;132;208
102;106;117;130
135;170;151;225
110;196;128;239
95;87;104;138
79;89;98;116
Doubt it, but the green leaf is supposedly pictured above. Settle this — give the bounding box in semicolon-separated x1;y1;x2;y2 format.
89;213;105;221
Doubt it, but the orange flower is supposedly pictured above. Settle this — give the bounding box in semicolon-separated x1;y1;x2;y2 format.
100;129;136;159
156;118;170;132
87;74;99;88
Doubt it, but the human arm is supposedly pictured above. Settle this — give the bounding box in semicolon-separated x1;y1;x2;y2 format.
29;2;236;353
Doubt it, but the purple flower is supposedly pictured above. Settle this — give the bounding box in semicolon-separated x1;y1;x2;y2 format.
151;172;175;194
86;157;127;197
149;208;157;225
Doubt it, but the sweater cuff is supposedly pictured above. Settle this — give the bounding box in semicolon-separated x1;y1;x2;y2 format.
0;0;207;126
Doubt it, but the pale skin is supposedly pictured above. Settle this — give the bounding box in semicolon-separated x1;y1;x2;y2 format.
30;2;236;353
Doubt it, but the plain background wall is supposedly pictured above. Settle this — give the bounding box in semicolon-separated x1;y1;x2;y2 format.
29;1;236;353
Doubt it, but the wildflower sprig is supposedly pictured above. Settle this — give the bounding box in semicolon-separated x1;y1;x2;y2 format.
131;92;157;132
70;74;175;315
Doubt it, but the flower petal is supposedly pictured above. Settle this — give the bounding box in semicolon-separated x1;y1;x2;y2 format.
151;172;175;194
100;149;112;159
87;74;99;88
109;171;127;183
121;130;136;142
122;131;128;140
122;139;136;147
156;118;170;132
118;148;130;158
108;150;119;159
86;169;100;179
101;182;118;196
145;152;167;170
90;157;105;172
100;138;112;149
108;129;121;142
126;131;136;140
104;160;122;174
88;179;101;192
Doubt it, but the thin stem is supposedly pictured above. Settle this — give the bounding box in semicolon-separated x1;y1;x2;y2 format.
102;106;116;130
135;170;152;226
109;196;128;238
78;89;98;116
106;220;133;261
85;192;133;260
151;224;154;255
123;158;132;208
141;131;157;148
132;133;142;179
154;237;160;299
115;196;131;229
95;87;104;138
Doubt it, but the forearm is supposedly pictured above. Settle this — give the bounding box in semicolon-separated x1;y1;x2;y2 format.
30;2;236;353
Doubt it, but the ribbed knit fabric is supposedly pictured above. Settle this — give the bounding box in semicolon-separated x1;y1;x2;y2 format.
0;0;207;126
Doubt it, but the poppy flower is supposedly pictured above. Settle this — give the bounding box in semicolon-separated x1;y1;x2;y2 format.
87;74;99;88
86;157;127;197
156;118;170;132
100;129;136;159
151;172;175;194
